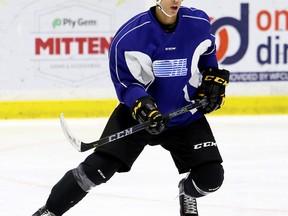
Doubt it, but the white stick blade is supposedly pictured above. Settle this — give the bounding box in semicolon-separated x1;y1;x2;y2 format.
60;113;82;152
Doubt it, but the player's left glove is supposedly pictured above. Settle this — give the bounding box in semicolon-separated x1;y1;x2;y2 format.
196;68;230;114
131;96;168;135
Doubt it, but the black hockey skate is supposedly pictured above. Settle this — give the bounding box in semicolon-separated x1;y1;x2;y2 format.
32;205;56;216
178;179;198;216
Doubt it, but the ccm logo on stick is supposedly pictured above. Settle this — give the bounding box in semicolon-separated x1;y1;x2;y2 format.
108;128;133;142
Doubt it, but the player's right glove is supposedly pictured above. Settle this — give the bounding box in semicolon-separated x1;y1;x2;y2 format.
131;96;168;135
196;68;230;114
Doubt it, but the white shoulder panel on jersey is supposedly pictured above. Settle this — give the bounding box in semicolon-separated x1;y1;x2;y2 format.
190;39;212;85
183;39;212;102
125;51;154;86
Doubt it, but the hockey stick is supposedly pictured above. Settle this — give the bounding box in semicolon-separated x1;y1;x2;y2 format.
60;98;208;152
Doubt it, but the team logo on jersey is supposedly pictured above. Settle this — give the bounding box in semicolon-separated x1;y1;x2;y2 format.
153;59;188;77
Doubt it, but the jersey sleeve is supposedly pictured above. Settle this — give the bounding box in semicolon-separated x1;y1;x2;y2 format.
194;9;218;70
198;34;218;70
109;31;154;108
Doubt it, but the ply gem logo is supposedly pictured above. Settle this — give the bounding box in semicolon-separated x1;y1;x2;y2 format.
52;18;62;28
211;4;249;65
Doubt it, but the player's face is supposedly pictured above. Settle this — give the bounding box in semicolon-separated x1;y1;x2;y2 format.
160;0;183;17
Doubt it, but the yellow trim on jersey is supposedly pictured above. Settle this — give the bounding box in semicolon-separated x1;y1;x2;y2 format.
0;96;288;119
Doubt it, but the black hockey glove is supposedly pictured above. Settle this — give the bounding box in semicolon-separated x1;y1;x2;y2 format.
131;96;168;135
196;68;230;114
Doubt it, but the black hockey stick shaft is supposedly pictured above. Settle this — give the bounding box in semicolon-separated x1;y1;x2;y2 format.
60;98;208;152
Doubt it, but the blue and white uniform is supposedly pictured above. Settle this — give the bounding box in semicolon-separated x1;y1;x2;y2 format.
31;7;225;216
109;6;218;128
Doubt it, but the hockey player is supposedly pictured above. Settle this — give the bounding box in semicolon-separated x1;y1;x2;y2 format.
32;0;229;215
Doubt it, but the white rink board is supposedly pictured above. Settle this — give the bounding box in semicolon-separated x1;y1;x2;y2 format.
0;0;288;100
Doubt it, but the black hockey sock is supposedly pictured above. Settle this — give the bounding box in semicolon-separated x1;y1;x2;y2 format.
46;170;88;215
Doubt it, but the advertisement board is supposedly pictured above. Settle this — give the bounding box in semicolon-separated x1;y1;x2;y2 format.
0;0;145;100
184;0;288;96
0;0;287;117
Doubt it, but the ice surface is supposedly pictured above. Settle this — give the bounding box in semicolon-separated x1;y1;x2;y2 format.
1;116;288;216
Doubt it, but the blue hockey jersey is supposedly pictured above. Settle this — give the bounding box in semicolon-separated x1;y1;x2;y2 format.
109;6;218;128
